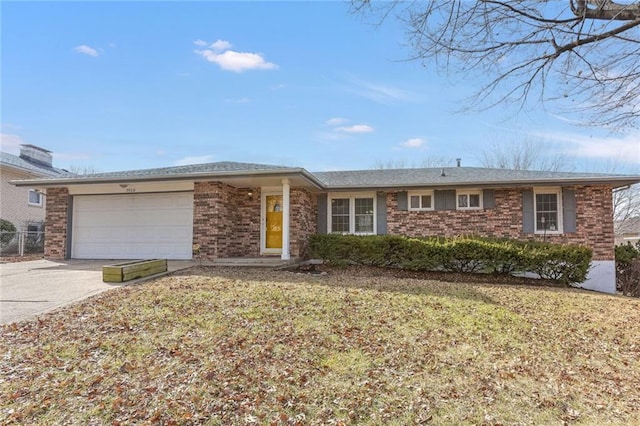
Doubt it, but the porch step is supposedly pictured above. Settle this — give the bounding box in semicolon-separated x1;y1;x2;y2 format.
201;257;301;268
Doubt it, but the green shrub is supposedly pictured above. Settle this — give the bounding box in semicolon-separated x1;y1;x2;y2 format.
309;234;593;284
615;243;640;296
0;219;17;248
526;242;592;284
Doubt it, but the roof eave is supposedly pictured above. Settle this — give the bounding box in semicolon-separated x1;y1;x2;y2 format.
1;162;63;179
321;176;640;191
11;167;326;189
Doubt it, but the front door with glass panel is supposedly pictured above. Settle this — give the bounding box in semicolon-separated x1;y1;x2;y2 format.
265;195;283;249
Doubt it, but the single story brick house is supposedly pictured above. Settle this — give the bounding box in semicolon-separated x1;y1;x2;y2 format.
12;162;640;293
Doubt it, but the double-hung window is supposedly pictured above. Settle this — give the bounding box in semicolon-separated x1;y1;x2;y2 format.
534;188;562;233
408;191;434;211
456;190;482;210
329;193;375;234
28;189;43;206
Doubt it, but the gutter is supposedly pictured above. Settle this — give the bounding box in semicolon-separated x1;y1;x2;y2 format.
11;167;639;191
11;167;327;190
1;161;70;179
321;176;640;191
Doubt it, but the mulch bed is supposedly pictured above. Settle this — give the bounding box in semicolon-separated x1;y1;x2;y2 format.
0;254;45;263
288;263;565;288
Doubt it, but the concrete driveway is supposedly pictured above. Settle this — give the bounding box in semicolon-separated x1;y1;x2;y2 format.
0;259;195;324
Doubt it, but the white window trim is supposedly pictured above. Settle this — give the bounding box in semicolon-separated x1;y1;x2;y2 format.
534;187;563;234
456;189;483;210
408;190;434;211
28;189;43;207
328;192;376;235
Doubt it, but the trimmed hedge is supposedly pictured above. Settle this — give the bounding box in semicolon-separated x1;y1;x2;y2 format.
309;234;592;285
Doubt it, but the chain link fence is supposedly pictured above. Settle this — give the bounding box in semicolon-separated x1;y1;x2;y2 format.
0;231;45;257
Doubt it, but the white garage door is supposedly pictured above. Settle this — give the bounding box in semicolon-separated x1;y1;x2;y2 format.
72;192;194;260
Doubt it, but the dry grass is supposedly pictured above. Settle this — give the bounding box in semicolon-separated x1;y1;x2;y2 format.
2;266;640;425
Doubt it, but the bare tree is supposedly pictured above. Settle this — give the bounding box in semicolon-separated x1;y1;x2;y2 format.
480;141;640;226
374;156;454;169
614;183;640;223
479;139;570;171
353;1;640;128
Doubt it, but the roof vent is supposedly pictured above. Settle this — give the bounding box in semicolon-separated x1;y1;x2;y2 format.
441;168;446;177
456;158;461;167
19;144;53;168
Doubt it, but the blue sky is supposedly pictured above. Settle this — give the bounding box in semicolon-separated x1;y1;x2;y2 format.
1;1;639;174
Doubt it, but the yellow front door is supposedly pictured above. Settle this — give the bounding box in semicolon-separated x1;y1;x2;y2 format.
265;195;283;249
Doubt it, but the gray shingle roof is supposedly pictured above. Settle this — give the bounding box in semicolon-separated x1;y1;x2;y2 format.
82;161;292;179
312;167;639;189
0;152;74;178
9;160;640;189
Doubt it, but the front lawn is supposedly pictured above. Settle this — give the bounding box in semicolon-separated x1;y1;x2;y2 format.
2;267;640;424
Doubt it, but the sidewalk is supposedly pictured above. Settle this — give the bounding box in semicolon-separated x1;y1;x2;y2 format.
0;259;194;324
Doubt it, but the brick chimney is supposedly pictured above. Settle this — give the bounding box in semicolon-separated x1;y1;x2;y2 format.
20;144;53;167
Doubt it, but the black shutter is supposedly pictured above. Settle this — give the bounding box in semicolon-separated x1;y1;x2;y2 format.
397;191;408;211
376;192;387;235
483;189;495;209
435;190;456;210
522;190;534;234
563;188;577;233
317;194;327;234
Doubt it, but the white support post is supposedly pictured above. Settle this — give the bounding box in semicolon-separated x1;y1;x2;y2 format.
281;178;291;260
18;232;24;257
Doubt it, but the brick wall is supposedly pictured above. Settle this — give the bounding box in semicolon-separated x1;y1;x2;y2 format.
44;187;69;259
386;185;614;261
290;188;317;258
229;187;261;257
193;182;260;259
193;183;318;259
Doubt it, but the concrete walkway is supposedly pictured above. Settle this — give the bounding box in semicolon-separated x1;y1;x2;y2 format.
0;259;195;325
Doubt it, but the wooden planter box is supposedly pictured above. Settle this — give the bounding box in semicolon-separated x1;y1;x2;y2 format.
103;259;168;283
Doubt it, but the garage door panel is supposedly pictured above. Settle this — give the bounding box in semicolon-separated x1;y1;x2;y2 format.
72;193;194;259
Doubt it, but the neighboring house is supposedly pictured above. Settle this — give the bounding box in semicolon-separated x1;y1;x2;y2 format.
0;145;72;233
11;162;640;293
615;216;640;246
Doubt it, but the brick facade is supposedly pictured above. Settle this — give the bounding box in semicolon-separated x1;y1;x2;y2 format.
44;187;69;259
290;188;317;258
386;185;614;260
41;181;614;263
192;182;261;259
192;182;316;259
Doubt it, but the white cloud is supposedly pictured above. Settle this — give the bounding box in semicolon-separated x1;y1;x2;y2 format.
210;39;232;51
173;155;215;166
400;138;426;149
532;131;640;164
346;77;412;104
335;124;374;134
0;133;26;154
194;39;277;72
73;45;99;57
325;117;348;126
